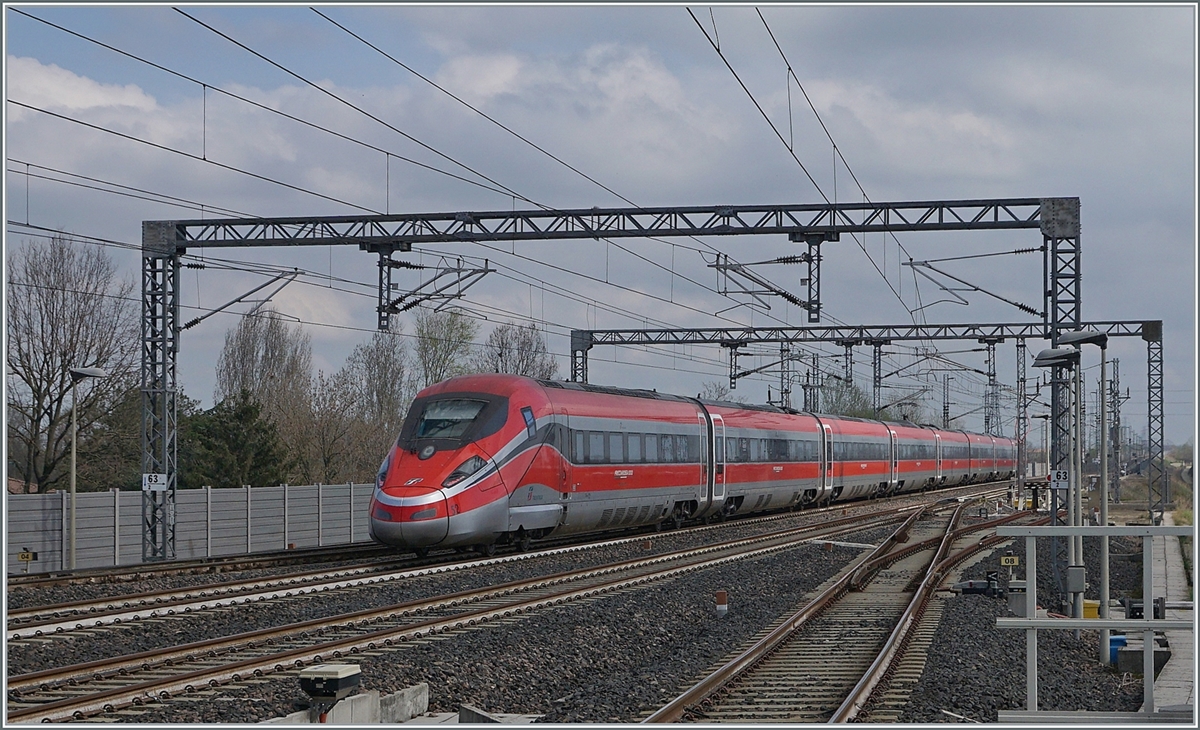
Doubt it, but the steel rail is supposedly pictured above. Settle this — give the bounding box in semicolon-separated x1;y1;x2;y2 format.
5;507;914;724
8;510;904;695
831;514;1048;722
641;509;934;723
4;542;392;588
644;504;1035;723
8;483;1006;639
828;504;967;722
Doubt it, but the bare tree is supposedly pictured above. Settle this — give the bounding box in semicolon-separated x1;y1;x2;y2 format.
469;321;558;379
6;237;137;492
819;379;875;418
413;308;479;388
339;329;419;474
880;388;932;424
307;369;363;484
698;380;747;403
214;308;313;480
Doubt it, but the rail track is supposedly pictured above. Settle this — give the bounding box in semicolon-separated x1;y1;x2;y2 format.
5;542;392;589
7;481;1011;590
7;482;1011;640
6;504;920;724
643;505;1044;723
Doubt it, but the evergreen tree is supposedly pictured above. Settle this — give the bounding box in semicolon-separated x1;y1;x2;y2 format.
182;391;287;489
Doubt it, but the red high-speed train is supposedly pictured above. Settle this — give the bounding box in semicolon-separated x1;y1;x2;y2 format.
369;374;1016;555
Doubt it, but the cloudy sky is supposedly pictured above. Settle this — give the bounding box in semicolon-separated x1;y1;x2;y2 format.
4;3;1196;446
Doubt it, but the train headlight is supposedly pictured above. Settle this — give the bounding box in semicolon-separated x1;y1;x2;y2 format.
376;452;392;490
442;455;487;488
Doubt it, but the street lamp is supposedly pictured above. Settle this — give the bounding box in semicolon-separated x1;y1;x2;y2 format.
1032;347;1082;624
1059;329;1111;664
69;366;107;570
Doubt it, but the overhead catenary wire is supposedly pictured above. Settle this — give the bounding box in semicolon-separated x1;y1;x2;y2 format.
312;7;751;263
9;14;1005;419
686;8;914;324
8;9;516;201
12;8;790;327
8;100;382;214
11;7;817;336
174;7;545;209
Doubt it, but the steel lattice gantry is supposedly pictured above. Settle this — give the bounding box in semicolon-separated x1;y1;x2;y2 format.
140;196;1069;561
1143;321;1168;515
141;222;181;561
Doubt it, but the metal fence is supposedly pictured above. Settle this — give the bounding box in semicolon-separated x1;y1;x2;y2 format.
6;484;374;574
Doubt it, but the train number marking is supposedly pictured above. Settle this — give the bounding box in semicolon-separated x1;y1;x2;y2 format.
405;478;424;485
614;469;634;479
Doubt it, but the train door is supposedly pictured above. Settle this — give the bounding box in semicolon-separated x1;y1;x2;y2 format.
888;429;898;490
934;433;943;484
989;436;998;479
559;409;571;492
560;409;573;526
821;422;834;500
711;414;726;503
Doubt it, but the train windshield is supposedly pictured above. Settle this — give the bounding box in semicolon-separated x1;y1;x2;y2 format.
416;399;489;439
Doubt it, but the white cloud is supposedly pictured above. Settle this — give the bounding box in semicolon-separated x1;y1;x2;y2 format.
6;56;158;118
435;54;526;104
800;79;1019;179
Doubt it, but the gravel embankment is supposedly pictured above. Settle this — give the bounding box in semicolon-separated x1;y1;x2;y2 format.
897;535;1147;722
7;517;888;677
15;497;1080;724
111;540;862;723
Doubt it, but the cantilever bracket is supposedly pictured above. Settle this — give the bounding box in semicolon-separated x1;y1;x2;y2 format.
789;231;839;323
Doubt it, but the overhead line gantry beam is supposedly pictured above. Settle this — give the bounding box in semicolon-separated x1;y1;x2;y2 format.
570;320;1152;351
152;197;1044;249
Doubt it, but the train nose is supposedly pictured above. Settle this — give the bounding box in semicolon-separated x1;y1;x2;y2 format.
399;489;449;546
372;487;449;547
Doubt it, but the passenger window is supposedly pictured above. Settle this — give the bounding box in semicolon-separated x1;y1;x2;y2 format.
677;436;689;462
609;432;624;463
645;434;658;462
573;430;584;463
628;433;642;463
588;432;605;463
661;435;675;463
738;438;749;463
715;436;724;461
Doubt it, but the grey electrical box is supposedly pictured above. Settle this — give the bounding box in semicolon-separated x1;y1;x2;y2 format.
299;664;361;703
1007;579;1028;617
1067;565;1086;594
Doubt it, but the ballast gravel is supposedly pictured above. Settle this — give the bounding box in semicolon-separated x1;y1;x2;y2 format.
103;540;860;723
897;535;1147;721
14;492;1129;724
6;511;889;677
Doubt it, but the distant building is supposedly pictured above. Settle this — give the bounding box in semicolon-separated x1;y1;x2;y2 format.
8;477;32;494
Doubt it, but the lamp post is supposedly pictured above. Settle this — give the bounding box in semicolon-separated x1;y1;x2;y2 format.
1059;329;1111;664
68;366;107;570
1032;347;1081;621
